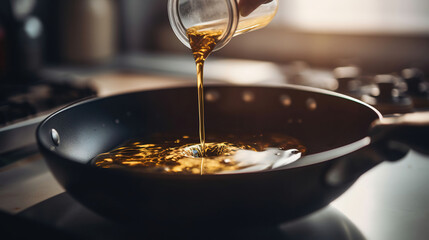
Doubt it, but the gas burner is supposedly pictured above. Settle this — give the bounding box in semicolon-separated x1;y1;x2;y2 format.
333;66;429;114
333;65;363;98
361;74;413;114
402;68;429;109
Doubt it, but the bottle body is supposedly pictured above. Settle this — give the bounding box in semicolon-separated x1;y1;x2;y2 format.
168;0;278;51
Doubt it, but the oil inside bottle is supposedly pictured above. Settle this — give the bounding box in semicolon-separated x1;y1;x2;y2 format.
236;15;277;35
91;133;306;175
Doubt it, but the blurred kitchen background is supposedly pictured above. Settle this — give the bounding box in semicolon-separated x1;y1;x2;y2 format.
1;0;429;154
2;0;429;73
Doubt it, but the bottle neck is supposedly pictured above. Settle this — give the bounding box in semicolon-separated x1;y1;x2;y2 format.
168;0;239;52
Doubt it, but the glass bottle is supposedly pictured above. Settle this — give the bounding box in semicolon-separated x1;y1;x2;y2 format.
168;0;278;51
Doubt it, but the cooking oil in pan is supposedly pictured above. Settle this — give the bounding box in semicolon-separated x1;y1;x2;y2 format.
91;134;306;174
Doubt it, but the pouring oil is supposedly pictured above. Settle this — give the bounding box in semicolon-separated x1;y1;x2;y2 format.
92;25;306;174
187;26;223;155
185;18;276;156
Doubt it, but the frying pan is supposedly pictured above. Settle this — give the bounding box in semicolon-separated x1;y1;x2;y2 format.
36;84;429;227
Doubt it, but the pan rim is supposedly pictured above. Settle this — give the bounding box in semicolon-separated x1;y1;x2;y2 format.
36;83;383;176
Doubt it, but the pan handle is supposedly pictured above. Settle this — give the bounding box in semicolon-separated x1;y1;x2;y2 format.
370;111;429;157
325;112;429;187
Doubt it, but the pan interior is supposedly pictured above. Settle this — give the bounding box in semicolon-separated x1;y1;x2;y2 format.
37;85;380;168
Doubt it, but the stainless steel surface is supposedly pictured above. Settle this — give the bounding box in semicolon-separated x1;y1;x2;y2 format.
0;153;63;213
333;150;429;240
0;115;48;154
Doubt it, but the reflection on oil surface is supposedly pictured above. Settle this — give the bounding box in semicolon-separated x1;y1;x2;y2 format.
91;133;306;174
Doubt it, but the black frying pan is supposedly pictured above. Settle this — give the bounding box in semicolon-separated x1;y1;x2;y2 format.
36;84;429;227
